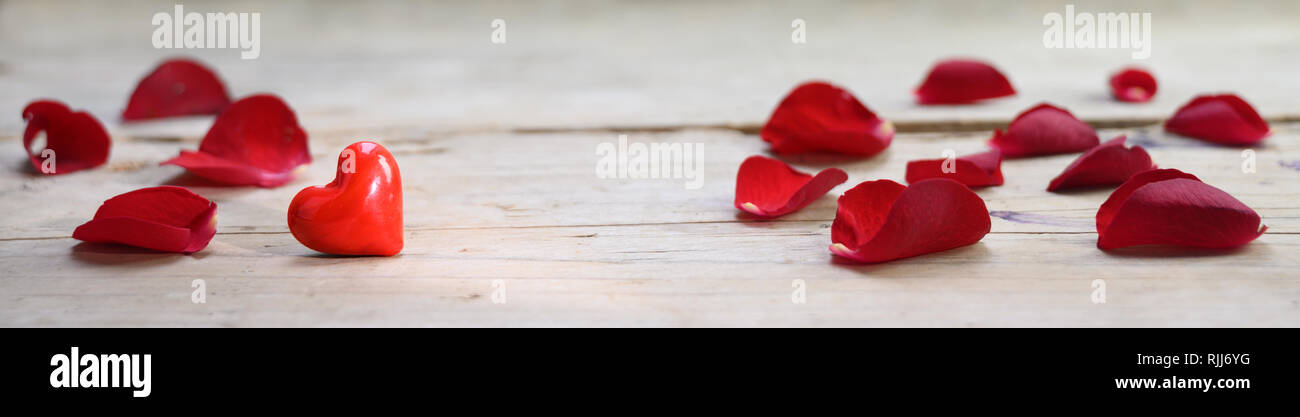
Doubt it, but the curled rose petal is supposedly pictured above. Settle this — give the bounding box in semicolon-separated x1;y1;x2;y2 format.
1164;94;1270;145
914;59;1016;105
830;178;990;263
161;94;311;187
72;186;218;253
1048;135;1156;191
21;100;111;175
760;81;894;156
122;58;232;121
1109;67;1157;103
988;103;1099;157
1097;169;1265;249
904;149;1003;187
734;155;848;218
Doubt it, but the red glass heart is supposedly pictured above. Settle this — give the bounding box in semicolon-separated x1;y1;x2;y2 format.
288;141;403;256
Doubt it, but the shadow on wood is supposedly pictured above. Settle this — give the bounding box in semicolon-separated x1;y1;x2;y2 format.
1099;244;1261;259
771;148;892;171
828;242;992;275
70;242;195;266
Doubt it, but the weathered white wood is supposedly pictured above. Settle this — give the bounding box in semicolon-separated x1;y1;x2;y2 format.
1;125;1297;237
2;230;1297;327
1;123;1296;327
1;0;1297;327
2;0;1299;135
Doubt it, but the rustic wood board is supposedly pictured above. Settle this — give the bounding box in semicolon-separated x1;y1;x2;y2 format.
3;0;1299;134
1;0;1297;327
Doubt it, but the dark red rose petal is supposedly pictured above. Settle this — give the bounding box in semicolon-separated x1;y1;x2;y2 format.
72;186;218;253
734;155;848;218
988;103;1099;157
1096;169;1265;249
1109;67;1157;103
904;149;1003;187
161;94;311;187
21;100;111;175
830;178;991;263
1048;135;1156;191
914;59;1016;105
1164;94;1270;145
122;58;232;121
760;81;894;156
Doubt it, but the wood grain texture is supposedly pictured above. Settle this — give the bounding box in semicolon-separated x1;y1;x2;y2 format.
3;0;1300;135
0;0;1297;327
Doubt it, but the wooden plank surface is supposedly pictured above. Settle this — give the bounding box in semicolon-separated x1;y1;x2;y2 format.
1;0;1298;327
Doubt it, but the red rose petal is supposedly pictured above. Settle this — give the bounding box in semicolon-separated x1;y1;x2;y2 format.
1096;169;1265;249
914;59;1016;105
21;100;111;175
760;81;894;156
830;178;991;263
1164;94;1270;145
1048;135;1156;191
72;186;218;253
161;94;311;187
734;155;848;218
904;149;1003;187
1109;67;1157;103
988;103;1099;157
122;58;232;121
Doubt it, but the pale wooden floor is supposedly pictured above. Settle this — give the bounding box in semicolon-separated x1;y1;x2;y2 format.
1;0;1297;326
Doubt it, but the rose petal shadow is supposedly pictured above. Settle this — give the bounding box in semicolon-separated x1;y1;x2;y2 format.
733;211;771;224
963;185;1002;196
732;212;825;228
11;158;42;177
161;172;248;188
910;99;1003;109
1100;244;1262;259
1082;91;1127;104
117;114;216;127
769;152;869;168
828;243;990;274
770;148;891;170
1166;134;1272;150
1047;185;1118;195
70;241;192;266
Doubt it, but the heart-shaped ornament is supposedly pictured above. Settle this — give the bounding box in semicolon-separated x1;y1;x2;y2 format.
288;141;403;256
